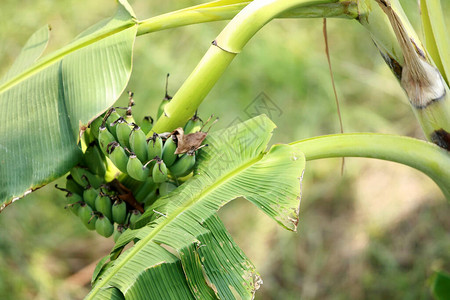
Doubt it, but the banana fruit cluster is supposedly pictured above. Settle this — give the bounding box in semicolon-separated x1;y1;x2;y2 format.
56;93;207;242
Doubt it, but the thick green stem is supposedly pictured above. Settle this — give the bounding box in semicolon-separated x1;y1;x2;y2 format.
150;0;353;134
357;0;450;149
291;133;450;199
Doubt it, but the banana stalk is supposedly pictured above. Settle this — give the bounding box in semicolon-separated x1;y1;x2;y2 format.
150;0;358;135
358;0;450;150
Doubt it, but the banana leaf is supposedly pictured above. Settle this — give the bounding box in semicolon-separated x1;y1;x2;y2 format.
0;0;137;210
87;115;305;299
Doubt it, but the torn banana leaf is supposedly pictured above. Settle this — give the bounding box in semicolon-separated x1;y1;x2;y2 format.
87;115;305;300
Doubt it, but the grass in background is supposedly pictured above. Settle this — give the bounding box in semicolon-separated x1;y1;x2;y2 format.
0;0;448;299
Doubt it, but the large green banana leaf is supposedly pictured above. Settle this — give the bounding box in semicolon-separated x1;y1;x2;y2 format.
0;0;137;211
86;115;305;299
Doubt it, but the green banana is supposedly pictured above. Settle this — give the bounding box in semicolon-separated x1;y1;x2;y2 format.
152;158;168;183
129;210;142;229
83;185;99;209
169;152;196;178
127;154;149;181
161;136;177;167
129;125;148;163
78;203;97;230
83;142;106;177
134;177;157;203
113;224;125;243
158;181;178;197
95;192;113;222
98;125;116;155
147;133;163;160
115;117;132;149
142;189;158;208
157;101;169;120
70;166;103;189
124;109;136;129
81;128;95;147
55;184;82;215
95;214;114;238
112;199;127;224
184;114;202;134
123;91;136;123
66;193;83;215
156;73;172;119
106;141;129;174
105;108;121;138
90;115;104;139
118;174;142;193
140;116;153;135
65;175;84;195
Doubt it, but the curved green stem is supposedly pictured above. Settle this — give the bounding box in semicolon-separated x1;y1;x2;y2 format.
150;0;355;134
137;1;250;36
137;0;357;36
290;133;450;199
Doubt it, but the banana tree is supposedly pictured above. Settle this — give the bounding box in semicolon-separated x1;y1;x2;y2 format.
0;0;448;298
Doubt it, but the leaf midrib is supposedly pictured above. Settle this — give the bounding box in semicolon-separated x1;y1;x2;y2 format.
0;22;136;95
88;152;264;298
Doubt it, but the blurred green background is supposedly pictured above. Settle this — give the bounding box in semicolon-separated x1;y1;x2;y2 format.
0;0;449;299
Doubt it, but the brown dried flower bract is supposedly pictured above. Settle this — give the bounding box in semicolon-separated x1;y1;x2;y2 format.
172;127;207;154
172;115;217;154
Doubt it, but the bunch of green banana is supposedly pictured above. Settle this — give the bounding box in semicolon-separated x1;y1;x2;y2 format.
57;174;141;238
94;113;151;182
92;87;206;185
55;89;210;242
